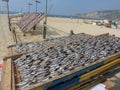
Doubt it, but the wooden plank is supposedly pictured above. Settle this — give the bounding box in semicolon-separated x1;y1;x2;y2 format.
2;59;12;90
11;62;15;90
3;52;28;60
2;52;120;90
24;14;45;31
1;60;7;90
21;14;39;30
104;53;120;63
7;46;13;55
16;13;44;32
80;58;120;82
15;66;22;84
16;14;31;27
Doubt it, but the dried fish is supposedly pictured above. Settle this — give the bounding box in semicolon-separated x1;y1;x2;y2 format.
14;34;120;89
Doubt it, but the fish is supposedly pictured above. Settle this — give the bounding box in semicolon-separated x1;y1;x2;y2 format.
14;34;120;89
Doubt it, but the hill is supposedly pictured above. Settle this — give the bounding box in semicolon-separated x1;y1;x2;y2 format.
78;10;120;21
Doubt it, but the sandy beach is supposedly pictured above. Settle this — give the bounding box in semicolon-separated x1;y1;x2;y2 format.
47;17;120;36
0;14;13;61
0;15;120;61
0;14;120;89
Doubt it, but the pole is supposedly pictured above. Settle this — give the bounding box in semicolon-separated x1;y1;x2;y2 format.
43;0;48;39
45;0;48;24
6;1;11;31
2;0;18;44
6;0;18;43
28;3;32;13
12;27;18;44
28;4;30;13
36;1;37;13
35;0;40;13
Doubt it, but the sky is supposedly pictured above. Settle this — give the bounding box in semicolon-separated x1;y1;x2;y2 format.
0;0;120;15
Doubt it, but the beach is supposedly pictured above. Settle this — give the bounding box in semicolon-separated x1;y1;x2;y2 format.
0;14;13;61
47;17;120;36
0;14;120;61
0;14;120;89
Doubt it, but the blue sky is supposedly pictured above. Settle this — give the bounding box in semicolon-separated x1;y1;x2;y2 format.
1;0;120;15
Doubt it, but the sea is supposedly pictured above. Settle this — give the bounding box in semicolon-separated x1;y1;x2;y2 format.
48;14;101;20
0;11;101;20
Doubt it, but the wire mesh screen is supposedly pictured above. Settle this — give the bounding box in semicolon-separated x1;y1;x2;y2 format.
44;24;69;39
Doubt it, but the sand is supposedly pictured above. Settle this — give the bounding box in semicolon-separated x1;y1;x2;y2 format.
47;17;120;36
0;15;120;61
0;14;120;89
0;14;13;61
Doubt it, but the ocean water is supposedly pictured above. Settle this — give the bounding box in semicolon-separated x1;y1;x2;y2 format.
48;14;101;20
48;14;80;19
0;11;101;20
0;11;18;14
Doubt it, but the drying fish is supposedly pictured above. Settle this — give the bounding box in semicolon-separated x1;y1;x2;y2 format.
14;34;120;89
14;33;92;54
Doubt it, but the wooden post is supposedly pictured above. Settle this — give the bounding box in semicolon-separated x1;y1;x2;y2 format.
35;0;40;13
28;3;32;13
45;0;48;25
70;30;74;35
6;1;12;31
43;0;48;39
43;22;46;39
12;27;18;44
33;25;36;30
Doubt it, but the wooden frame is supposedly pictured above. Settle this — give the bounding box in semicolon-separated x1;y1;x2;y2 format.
1;52;120;90
2;33;120;90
